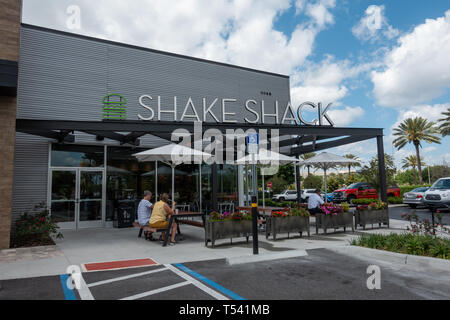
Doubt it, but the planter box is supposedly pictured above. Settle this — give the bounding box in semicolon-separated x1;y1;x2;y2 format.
354;209;389;230
205;220;252;247
315;211;354;234
265;216;310;240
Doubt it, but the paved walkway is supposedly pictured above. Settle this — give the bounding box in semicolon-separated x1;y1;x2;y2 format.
0;217;416;281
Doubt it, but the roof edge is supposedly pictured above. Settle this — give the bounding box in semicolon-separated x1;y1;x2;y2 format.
20;23;290;80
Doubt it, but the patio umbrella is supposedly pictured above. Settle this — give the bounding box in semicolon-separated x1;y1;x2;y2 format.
133;144;211;202
236;149;300;207
141;166;188;176
299;152;360;202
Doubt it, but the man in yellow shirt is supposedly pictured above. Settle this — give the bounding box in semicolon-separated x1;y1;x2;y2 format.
150;193;178;245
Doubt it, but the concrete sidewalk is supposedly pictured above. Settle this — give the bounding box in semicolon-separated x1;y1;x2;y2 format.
0;218;438;280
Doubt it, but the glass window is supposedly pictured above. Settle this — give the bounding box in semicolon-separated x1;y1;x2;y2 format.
51;144;104;167
106;147;154;222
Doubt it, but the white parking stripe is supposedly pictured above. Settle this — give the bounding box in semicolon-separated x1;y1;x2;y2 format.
165;264;229;300
78;273;95;300
119;281;190;300
87;267;168;288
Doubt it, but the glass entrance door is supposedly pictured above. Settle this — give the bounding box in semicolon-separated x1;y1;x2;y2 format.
78;170;104;228
50;170;77;229
50;169;105;229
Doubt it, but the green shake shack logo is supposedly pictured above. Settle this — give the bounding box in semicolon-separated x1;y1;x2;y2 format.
102;93;127;120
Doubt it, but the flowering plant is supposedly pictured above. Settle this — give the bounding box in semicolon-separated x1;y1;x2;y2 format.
12;202;63;248
320;204;343;215
356;204;369;211
290;208;311;217
271;211;289;217
340;202;350;213
209;211;222;221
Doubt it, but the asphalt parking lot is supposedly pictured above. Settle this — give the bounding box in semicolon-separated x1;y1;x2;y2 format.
389;205;450;225
1;248;449;300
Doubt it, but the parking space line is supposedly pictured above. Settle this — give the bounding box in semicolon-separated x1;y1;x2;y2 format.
77;273;95;300
119;281;191;300
165;264;231;300
173;263;245;300
87;267;169;288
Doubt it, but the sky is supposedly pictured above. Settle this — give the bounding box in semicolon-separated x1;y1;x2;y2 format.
21;0;450;170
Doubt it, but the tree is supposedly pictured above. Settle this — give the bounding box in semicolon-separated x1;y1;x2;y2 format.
393;117;441;184
270;175;288;194
300;152;316;175
401;155;424;185
343;154;361;175
303;174;323;190
438;107;450;136
359;154;397;190
277;163;295;184
395;169;417;185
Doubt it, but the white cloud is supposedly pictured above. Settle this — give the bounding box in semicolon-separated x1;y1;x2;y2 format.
352;5;399;42
327;106;365;127
371;10;450;107
305;0;336;28
22;0;338;75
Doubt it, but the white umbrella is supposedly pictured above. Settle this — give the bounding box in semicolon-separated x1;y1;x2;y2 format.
236;149;300;207
133;144;211;202
299;152;360;201
141;166;188;176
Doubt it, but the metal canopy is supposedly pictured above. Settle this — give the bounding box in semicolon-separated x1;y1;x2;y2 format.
16;119;383;155
15;118;388;205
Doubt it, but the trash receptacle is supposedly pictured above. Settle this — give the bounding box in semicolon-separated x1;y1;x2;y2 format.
113;202;135;228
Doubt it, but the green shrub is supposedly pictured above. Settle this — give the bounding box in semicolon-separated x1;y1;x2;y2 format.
351;198;377;205
388;196;403;204
11;202;63;248
351;233;450;259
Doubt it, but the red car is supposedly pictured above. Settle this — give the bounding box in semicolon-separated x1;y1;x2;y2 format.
333;182;400;203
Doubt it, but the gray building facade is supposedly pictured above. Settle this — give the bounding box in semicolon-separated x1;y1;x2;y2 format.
13;24;291;230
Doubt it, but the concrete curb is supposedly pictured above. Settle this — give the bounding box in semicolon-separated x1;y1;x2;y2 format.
328;246;450;273
388;204;408;208
226;250;308;266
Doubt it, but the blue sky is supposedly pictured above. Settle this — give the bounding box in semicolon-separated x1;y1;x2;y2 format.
22;0;450;168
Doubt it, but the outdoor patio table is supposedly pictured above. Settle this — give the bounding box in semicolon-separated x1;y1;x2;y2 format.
162;211;205;247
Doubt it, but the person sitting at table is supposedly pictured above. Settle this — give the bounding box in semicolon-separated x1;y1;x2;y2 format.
307;188;324;215
137;190;155;240
149;193;178;245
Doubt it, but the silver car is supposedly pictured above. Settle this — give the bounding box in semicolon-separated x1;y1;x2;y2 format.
403;187;429;208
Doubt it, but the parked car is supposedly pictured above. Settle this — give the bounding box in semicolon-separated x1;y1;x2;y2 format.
272;190;298;202
402;187;429;208
423;177;450;212
333;182;401;203
301;189;318;202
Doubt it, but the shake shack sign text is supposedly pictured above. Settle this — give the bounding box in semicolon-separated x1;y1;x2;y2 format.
135;95;335;126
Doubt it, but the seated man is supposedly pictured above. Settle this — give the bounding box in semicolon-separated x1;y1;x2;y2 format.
137;190;155;240
149;193;178;245
307;188;324;215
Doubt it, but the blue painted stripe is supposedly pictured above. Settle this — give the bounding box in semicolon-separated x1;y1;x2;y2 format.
174;263;245;300
60;274;77;300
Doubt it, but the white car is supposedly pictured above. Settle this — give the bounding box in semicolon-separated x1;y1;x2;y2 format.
423;177;450;212
272;190;298;202
301;189;319;202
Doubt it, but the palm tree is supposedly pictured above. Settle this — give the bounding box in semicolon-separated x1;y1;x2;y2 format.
343;154;361;175
401;155;425;185
300;152;316;175
438;107;450;136
393;117;441;184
